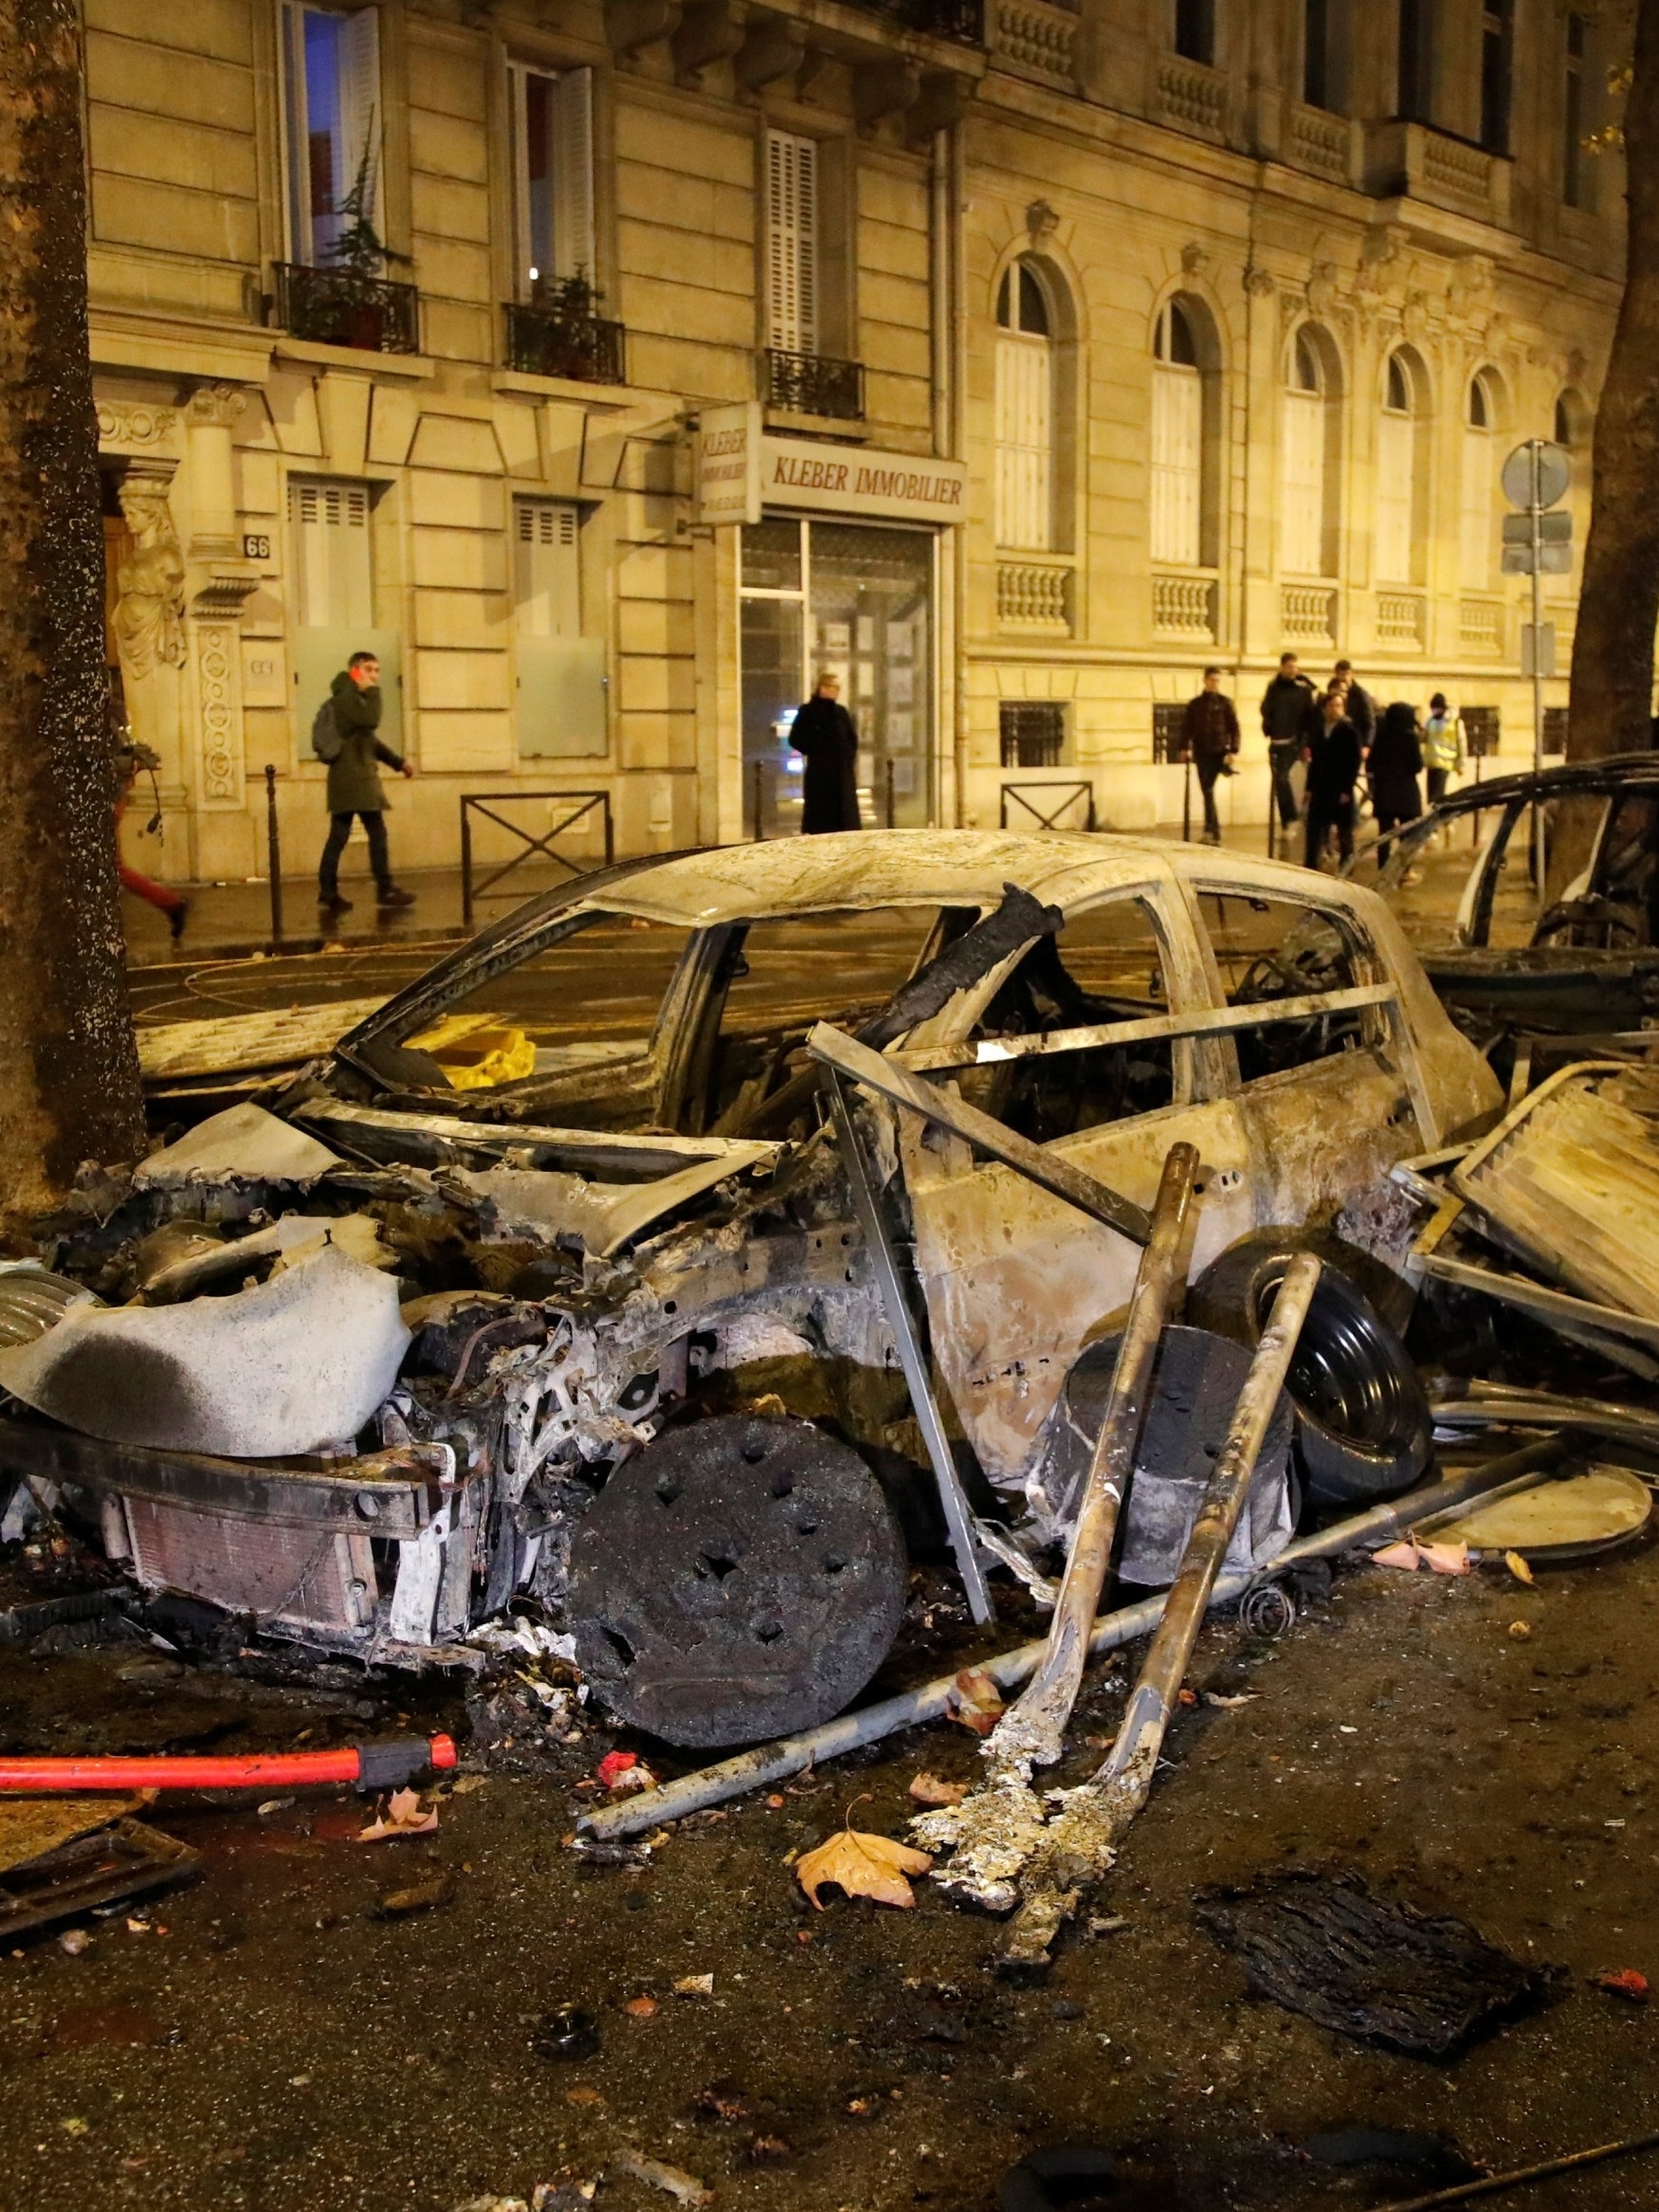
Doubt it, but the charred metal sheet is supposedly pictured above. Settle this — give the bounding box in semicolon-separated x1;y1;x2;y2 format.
0;1247;410;1458
0;1419;447;1538
137;997;389;1081
134;1103;345;1188
292;1096;775;1180
567;1413;906;1747
122;1496;380;1640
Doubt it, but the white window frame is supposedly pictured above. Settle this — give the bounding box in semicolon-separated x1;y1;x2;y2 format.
281;2;383;269
508;60;595;297
1375;354;1417;585
1151;308;1203;569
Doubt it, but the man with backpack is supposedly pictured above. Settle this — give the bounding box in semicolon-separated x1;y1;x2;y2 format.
314;652;415;915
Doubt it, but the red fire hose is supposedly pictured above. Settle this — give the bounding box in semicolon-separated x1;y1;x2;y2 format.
0;1733;458;1794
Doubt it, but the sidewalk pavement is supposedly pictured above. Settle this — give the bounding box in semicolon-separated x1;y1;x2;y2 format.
121;820;1291;969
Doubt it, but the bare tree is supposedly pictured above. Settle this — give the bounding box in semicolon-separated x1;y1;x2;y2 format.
0;0;142;1220
1568;0;1659;759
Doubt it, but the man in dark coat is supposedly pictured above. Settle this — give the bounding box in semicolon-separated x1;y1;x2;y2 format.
1260;652;1315;835
1303;686;1362;869
1368;701;1424;867
791;672;861;834
318;653;416;913
1178;665;1240;843
1332;659;1376;751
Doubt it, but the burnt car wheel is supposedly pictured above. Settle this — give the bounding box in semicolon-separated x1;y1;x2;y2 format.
566;1413;908;1748
1188;1231;1431;1507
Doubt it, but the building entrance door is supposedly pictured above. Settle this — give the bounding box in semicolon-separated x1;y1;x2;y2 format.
738;516;933;835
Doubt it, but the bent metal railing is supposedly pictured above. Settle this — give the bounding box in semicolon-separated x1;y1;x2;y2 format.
459;791;613;927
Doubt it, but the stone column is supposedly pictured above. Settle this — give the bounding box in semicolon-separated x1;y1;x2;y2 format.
182;383;246;560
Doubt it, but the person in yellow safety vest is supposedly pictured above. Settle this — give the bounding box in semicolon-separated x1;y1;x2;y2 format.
1422;692;1465;810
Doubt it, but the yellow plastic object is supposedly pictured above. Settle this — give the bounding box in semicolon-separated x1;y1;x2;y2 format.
406;1013;537;1090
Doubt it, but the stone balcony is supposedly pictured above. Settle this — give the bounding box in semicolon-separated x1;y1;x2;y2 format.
1155;52;1228;139
987;0;1076;90
1363;119;1512;229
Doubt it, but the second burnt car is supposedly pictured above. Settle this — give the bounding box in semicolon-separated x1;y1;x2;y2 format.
2;832;1500;1742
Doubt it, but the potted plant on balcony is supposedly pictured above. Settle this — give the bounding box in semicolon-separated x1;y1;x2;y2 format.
321;127;411;353
521;271;614;382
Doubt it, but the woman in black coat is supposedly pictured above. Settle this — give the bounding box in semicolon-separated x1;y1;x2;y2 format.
1368;701;1424;866
790;673;862;834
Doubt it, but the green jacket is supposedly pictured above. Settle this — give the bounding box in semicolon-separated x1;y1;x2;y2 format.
325;671;404;814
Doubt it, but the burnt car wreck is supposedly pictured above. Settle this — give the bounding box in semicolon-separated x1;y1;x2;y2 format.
0;832;1504;1746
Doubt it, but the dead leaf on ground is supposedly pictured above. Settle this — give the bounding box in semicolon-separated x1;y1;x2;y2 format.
945;1668;1005;1736
673;1973;714;1998
1504;1549;1536;1585
796;1798;933;1910
908;1771;969;1808
566;2087;605;2108
1201;1691;1258;1710
624;1995;659;2019
356;1787;439;1841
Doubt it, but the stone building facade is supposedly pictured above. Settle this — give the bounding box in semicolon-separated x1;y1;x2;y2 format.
85;0;1623;887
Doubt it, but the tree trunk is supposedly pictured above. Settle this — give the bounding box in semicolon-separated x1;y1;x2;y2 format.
0;0;142;1220
1567;0;1659;759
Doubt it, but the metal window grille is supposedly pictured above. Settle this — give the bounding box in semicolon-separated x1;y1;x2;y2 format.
1463;706;1502;759
1152;704;1187;764
1000;701;1066;769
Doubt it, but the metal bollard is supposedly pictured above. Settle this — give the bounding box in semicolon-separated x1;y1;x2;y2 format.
264;764;283;948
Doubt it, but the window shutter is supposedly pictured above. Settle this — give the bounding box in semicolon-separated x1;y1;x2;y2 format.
765;129;817;356
1376;409;1415;582
1151;363;1202;567
994;332;1052;550
1281;390;1326;576
290;479;373;629
1460;428;1492;589
514;499;581;637
550;66;595;283
338;7;382;228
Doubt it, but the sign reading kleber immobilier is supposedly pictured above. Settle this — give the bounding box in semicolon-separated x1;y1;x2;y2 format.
697;411;969;529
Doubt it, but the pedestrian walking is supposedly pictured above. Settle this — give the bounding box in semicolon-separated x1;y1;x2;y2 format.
1368;701;1424;867
1332;659;1376;751
1303;686;1362;869
315;652;415;914
1261;651;1315;840
790;671;862;834
1179;665;1239;844
113;729;189;942
1422;692;1464;809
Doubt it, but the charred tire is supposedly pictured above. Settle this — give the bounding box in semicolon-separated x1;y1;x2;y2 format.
1188;1231;1431;1507
567;1413;907;1749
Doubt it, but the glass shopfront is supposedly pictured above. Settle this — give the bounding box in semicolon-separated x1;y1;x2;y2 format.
739;517;934;835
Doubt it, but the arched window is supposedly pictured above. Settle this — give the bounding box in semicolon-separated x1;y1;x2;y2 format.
995;260;1053;550
1151;301;1203;566
1376;348;1422;584
1282;327;1338;577
1460;369;1498;588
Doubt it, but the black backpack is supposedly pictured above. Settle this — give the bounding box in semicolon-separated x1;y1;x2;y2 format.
311;696;345;763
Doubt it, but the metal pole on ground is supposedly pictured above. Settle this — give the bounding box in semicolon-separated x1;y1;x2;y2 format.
752;759;764;841
460;797;474;929
264;764;283;948
1530;439;1546;898
1182;754;1193;842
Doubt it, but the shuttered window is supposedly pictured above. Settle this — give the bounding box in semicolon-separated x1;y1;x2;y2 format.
1151;304;1202;567
994;262;1053;552
1376;355;1416;583
765;130;818;356
510;63;595;295
289;480;373;628
283;4;381;267
1461;375;1495;589
1281;334;1328;577
514;499;581;637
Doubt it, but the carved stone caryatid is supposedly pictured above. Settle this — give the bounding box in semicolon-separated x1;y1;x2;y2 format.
113;468;187;681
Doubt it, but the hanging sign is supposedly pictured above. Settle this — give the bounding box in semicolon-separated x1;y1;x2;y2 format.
696;402;762;526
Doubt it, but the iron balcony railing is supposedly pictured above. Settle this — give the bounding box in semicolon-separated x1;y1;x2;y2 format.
504;302;627;386
272;263;420;355
764;348;866;420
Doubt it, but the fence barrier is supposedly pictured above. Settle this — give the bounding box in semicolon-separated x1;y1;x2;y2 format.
459;790;613;926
